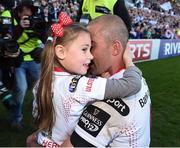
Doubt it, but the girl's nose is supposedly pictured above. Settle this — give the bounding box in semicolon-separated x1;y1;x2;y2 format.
88;51;93;60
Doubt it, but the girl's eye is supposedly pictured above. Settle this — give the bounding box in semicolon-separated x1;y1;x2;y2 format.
82;48;88;52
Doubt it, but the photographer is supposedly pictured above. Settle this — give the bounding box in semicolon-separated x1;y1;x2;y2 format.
11;0;45;130
0;0;19;111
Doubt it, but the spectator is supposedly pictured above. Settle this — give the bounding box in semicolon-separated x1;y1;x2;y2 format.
10;0;44;130
0;0;18;111
49;0;61;22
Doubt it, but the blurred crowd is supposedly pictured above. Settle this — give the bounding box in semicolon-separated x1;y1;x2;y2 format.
32;0;81;22
0;0;81;36
1;0;179;40
129;0;180;39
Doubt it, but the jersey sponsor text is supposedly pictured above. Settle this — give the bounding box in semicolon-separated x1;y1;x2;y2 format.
78;105;110;137
104;98;130;116
85;78;94;92
139;91;150;107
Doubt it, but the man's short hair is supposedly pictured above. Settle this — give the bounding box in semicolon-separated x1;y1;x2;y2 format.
89;14;129;49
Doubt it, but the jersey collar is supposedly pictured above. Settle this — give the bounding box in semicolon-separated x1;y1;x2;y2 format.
54;67;65;72
110;66;126;79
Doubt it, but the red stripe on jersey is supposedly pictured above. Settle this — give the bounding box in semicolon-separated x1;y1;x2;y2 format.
54;67;65;72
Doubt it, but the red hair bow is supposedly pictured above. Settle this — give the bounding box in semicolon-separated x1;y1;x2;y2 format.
51;12;73;37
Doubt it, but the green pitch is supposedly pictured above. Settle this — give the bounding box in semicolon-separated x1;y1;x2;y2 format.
137;56;180;146
0;56;180;146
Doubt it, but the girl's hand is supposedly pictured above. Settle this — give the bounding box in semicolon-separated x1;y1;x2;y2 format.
123;48;134;68
101;72;111;78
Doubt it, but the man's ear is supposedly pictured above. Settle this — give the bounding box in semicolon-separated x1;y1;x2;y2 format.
112;40;123;56
55;45;66;59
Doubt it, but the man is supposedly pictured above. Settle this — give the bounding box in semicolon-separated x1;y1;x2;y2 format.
10;0;44;130
0;0;18;110
27;15;151;147
62;15;151;147
77;0;132;32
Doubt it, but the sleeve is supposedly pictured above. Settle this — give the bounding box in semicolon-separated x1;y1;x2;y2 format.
113;0;132;32
73;75;107;101
74;66;141;101
13;24;24;40
104;66;142;99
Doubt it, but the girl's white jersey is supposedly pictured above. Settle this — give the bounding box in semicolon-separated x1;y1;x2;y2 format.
41;70;106;145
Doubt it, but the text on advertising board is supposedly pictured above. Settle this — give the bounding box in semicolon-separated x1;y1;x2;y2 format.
127;40;152;62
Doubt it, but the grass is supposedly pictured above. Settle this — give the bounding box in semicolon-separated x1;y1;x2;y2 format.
136;56;180;146
0;91;35;146
0;56;180;146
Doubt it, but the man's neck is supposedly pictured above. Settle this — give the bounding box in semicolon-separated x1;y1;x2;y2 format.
110;59;125;76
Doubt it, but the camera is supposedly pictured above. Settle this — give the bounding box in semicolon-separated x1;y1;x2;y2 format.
0;16;19;58
0;16;13;37
27;14;46;39
26;15;43;29
0;37;19;57
27;12;45;32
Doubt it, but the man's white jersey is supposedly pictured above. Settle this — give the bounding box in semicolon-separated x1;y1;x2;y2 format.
72;69;151;147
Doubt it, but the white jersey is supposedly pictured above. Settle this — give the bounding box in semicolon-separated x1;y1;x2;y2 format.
40;69;106;145
33;66;142;146
71;70;151;147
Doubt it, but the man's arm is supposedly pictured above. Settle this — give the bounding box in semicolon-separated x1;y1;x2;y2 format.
60;137;73;147
13;24;24;40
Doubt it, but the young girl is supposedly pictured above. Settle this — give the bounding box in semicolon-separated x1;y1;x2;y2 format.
33;12;142;146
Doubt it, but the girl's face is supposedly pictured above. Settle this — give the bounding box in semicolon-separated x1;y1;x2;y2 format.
56;32;93;75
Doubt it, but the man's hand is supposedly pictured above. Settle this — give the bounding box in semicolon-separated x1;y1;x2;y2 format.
20;16;30;28
26;132;41;147
60;137;74;147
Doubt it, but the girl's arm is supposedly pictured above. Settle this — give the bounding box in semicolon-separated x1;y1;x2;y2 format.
104;66;142;99
77;49;141;100
105;48;142;99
